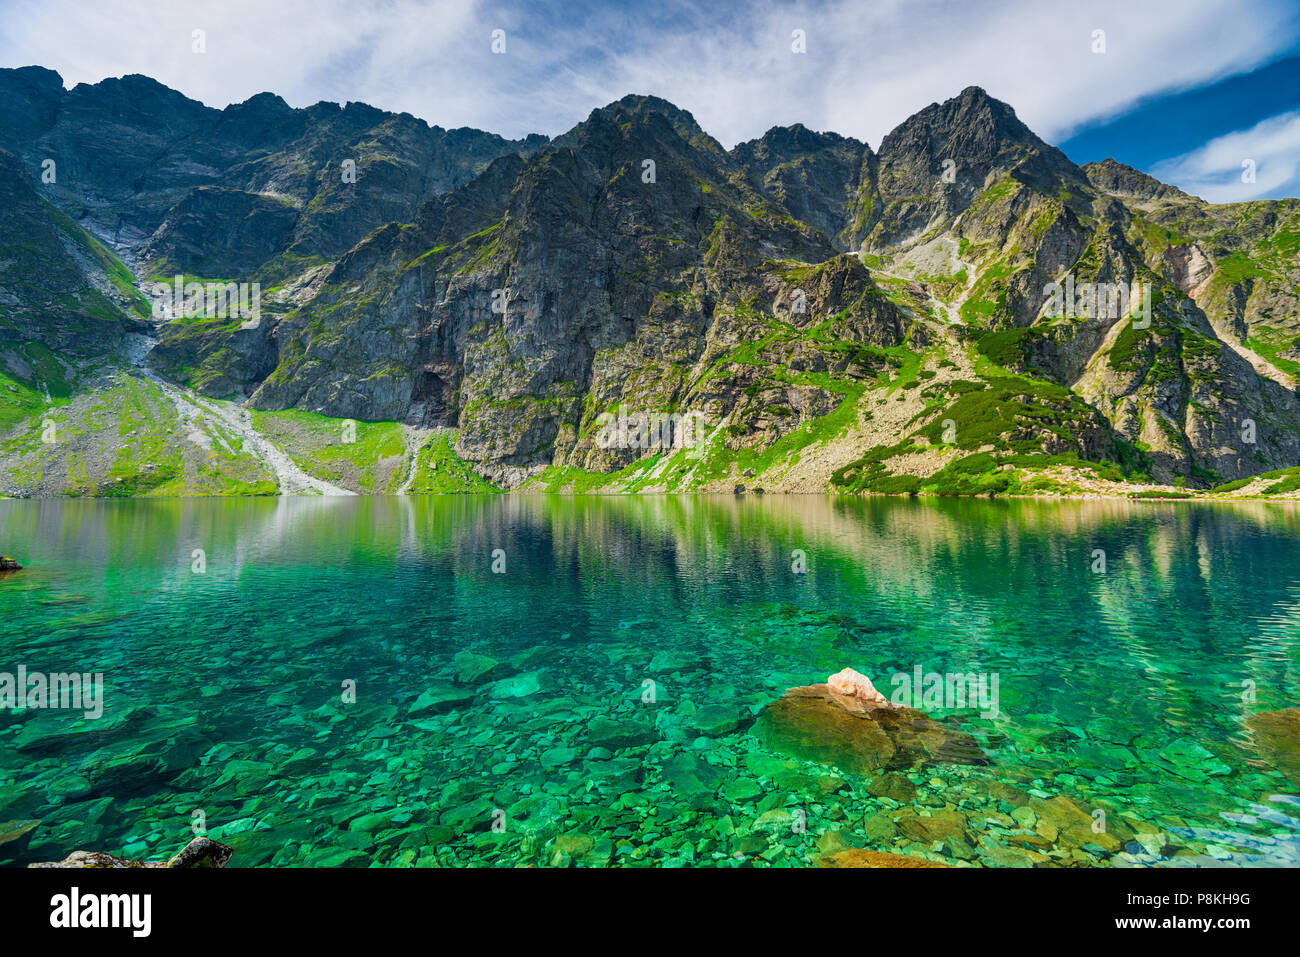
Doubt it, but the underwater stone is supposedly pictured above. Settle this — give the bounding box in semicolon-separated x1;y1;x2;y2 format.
815;829;851;854
868;772;918;802
1244;707;1300;786
408;683;477;715
721;778;762;802
687;704;748;738
827;668;891;706
976;841;1049;867
893;808;969;843
540;746;579;770
817;848;949;868
165;837;235;868
753;682;989;774
29;836;233;869
452;652;503;685
586;716;657;751
45;776;92;802
585;757;642;789
752;808;797;830
554;832;594;858
648;650;703;673
1152;738;1232;781
0;819;40;856
439;798;495;832
661;752;721;798
488;670;555;699
1028;795;1122;852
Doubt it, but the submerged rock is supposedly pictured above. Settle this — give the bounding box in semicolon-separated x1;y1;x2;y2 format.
817;848;950;868
867;772;918;802
892;807;969;843
488;670;555;699
586;715;657;751
29;836;233;869
1244;707;1300;786
0;819;39;856
452;651;504;685
826;667;890;706
754;675;988;773
408;682;477;716
164;837;236;868
687;704;749;738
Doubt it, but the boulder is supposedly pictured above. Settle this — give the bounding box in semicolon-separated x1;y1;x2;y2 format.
753;675;988;774
29;836;233;869
1244;707;1300;787
827;667;889;706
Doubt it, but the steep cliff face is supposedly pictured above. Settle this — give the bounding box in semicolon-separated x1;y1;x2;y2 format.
0;149;147;356
1;71;1298;497
0;67;544;276
732;123;871;246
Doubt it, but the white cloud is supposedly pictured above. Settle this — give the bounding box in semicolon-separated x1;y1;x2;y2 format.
0;0;497;125
1;0;1297;156
1151;110;1300;202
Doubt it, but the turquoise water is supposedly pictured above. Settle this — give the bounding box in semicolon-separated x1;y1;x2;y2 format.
1;495;1299;867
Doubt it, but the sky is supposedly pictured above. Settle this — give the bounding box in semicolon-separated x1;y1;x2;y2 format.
2;0;1299;202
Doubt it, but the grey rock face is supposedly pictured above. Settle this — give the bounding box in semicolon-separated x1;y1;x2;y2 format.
3;72;1298;493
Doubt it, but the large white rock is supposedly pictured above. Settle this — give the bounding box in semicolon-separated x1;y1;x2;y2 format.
827;667;891;707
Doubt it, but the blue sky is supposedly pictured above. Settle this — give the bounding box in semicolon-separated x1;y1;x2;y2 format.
3;0;1299;202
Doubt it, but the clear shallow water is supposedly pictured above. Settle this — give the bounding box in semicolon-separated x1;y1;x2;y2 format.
1;495;1298;867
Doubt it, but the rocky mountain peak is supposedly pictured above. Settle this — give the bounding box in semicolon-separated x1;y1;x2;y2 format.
0;65;64;138
66;72;211;124
584;94;722;155
878;85;1044;178
736;123;866;162
1083;158;1194;202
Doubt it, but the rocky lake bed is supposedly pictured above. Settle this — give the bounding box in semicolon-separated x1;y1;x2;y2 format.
2;495;1299;868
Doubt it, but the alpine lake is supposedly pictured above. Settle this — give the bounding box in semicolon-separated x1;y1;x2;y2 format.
2;494;1298;868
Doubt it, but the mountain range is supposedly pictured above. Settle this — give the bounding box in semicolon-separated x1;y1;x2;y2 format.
2;65;1299;498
